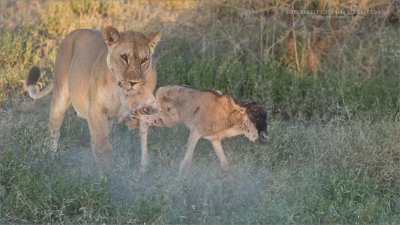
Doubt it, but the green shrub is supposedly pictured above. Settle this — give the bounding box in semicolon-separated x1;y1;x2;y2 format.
156;42;400;120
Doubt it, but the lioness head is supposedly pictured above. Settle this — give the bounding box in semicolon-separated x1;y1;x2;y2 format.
103;26;162;96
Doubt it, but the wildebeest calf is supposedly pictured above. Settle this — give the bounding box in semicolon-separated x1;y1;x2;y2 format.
125;85;268;177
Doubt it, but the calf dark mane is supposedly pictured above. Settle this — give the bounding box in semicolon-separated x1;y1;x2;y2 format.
241;102;268;133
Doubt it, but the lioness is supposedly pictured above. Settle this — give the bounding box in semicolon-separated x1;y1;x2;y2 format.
125;85;268;177
25;26;161;176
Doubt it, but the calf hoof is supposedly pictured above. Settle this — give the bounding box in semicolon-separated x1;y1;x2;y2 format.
140;165;149;175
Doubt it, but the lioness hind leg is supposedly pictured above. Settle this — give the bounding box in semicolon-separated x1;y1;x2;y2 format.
48;90;70;152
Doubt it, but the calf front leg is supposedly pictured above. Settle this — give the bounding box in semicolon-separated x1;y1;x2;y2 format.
139;119;149;174
210;139;230;173
178;130;201;178
137;113;164;174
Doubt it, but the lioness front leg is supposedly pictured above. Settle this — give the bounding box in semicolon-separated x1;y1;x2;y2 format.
88;111;112;177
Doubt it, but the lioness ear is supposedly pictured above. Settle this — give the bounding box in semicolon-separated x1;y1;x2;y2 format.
147;31;162;53
104;26;121;46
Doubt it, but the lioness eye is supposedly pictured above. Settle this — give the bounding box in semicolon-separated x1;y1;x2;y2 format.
121;54;128;63
140;57;148;65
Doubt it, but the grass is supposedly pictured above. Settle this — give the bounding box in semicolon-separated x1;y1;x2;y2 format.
1;102;400;224
1;0;400;224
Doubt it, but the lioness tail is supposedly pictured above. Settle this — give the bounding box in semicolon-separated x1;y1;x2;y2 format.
26;66;54;100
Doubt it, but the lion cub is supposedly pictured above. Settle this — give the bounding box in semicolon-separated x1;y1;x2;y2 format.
125;85;268;177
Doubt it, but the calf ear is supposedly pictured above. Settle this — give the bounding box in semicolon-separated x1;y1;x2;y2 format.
228;97;246;114
147;31;162;53
104;26;121;46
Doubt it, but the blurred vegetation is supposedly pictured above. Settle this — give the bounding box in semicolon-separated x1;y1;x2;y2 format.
1;0;400;224
1;110;400;224
0;0;399;120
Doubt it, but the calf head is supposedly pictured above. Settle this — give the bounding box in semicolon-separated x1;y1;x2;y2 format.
244;102;268;143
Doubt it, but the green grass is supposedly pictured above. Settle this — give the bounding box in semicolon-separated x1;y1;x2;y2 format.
1;104;400;224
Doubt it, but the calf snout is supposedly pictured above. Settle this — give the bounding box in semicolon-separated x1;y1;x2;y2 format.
259;131;269;143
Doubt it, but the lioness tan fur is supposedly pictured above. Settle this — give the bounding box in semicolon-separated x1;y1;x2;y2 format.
125;85;268;177
25;27;161;176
